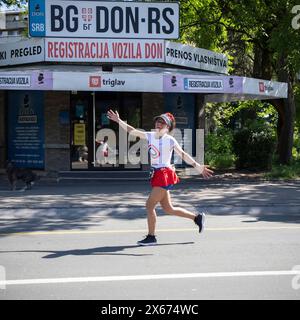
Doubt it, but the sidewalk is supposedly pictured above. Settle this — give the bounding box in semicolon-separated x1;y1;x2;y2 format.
1;176;300;236
1;173;300;209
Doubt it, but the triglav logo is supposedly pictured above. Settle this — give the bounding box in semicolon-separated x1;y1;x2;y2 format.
89;76;126;88
259;82;274;93
89;76;101;88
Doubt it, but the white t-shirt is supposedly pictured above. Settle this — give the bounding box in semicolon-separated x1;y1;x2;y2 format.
146;131;181;168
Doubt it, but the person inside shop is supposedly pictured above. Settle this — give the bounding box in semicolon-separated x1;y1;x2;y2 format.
96;135;113;165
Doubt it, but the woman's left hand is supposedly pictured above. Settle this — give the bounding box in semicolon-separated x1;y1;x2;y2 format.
202;165;214;179
195;164;214;178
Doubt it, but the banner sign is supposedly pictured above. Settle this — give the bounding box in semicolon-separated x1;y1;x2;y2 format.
0;39;44;66
163;74;243;93
7;91;45;169
29;0;179;39
243;78;288;97
45;38;164;62
0;69;287;99
165;41;228;74
53;72;162;92
0;71;53;90
1;38;229;72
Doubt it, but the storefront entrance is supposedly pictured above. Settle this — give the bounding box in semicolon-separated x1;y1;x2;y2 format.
70;92;142;170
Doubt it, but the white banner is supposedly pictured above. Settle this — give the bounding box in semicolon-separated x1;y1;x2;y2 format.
243;78;288;98
45;39;164;62
184;78;224;91
165;41;228;74
0;74;31;88
0;39;44;66
53;72;162;92
29;0;179;39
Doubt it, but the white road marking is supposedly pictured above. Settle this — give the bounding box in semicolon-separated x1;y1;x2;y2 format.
1;225;300;237
1;270;300;287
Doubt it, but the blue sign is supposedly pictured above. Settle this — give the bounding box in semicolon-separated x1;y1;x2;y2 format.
29;0;46;37
164;93;195;130
164;93;196;165
7;91;45;169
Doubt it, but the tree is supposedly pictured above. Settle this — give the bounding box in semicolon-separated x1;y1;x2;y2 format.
0;0;27;7
180;0;300;164
0;0;28;7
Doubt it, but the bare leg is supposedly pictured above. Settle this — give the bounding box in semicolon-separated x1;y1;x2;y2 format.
160;191;196;220
146;187;167;235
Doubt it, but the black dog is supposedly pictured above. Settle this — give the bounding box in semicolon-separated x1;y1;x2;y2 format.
6;162;38;191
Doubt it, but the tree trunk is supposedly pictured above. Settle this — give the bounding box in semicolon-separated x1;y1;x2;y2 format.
254;46;295;165
271;79;295;164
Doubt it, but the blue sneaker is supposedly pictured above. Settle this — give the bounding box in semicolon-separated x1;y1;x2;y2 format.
137;235;157;246
194;213;205;233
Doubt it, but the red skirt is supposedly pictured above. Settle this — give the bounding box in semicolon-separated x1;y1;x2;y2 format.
150;167;180;188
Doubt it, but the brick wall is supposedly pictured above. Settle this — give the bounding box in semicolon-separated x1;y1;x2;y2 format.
44;91;70;173
0;91;6;169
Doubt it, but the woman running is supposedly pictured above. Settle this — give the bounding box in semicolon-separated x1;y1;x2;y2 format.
107;109;214;246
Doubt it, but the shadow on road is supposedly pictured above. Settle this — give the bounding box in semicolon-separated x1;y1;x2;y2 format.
0;181;300;237
0;242;194;258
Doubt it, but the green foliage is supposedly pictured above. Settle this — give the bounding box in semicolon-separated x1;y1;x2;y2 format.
233;121;276;170
295;84;300;131
180;0;300;165
292;126;300;160
205;128;235;169
265;160;300;179
206;100;278;133
0;0;27;7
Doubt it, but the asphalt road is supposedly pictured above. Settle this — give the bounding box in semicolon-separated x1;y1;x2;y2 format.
0;180;300;300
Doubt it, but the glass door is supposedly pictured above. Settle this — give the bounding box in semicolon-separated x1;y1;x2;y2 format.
70;92;92;170
70;91;142;170
93;92;142;170
94;93;120;168
122;93;142;169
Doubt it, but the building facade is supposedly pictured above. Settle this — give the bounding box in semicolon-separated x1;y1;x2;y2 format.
0;1;288;179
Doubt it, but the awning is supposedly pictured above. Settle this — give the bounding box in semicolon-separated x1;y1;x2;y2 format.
0;65;288;102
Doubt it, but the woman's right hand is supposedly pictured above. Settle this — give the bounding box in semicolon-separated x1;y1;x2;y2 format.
107;109;120;123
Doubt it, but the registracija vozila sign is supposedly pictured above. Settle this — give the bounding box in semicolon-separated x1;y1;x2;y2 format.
29;0;179;39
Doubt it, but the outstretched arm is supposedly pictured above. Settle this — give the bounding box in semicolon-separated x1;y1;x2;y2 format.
174;144;214;179
107;109;146;139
